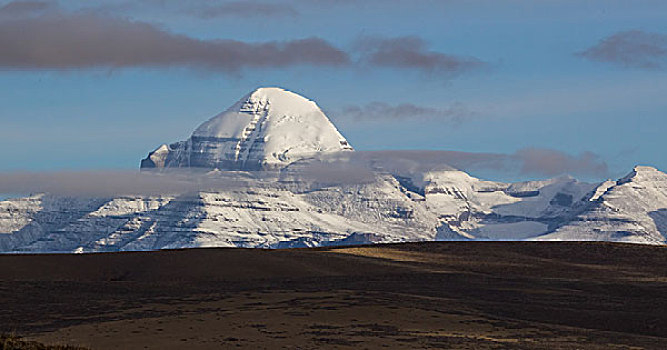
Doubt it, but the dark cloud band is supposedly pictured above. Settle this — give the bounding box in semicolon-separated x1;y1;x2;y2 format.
0;3;486;76
0;14;349;72
356;36;486;75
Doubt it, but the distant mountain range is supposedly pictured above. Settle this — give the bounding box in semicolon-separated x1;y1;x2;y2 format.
1;87;664;252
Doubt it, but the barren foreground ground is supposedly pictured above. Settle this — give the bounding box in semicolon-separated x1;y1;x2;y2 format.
0;242;665;349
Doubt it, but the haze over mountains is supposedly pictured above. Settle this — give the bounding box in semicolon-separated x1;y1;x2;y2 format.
0;88;665;252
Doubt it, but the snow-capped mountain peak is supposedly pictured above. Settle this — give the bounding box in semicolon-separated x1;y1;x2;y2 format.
141;87;353;171
539;165;667;244
194;87;322;138
618;165;664;185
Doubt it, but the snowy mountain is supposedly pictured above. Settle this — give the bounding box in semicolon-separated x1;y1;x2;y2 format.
141;87;353;171
538;166;667;244
0;175;437;252
1;166;666;253
0;88;665;252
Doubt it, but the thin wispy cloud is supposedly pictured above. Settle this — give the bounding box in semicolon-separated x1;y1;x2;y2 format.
339;102;474;125
187;1;299;19
0;0;53;15
307;149;609;179
355;36;486;76
514;148;608;178
0;13;349;72
578;30;667;69
357;149;607;178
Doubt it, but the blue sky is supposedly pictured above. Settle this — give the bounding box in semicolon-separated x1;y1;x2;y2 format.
1;0;666;181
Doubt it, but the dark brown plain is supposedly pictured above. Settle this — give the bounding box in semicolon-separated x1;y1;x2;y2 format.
0;241;665;349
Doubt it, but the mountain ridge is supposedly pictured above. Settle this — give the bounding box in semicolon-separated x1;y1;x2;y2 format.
1;165;665;252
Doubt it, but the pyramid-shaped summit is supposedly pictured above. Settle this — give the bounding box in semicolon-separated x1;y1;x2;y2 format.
141;87;353;170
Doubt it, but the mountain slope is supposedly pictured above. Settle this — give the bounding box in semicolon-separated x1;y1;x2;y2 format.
537;166;667;244
397;169;597;240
